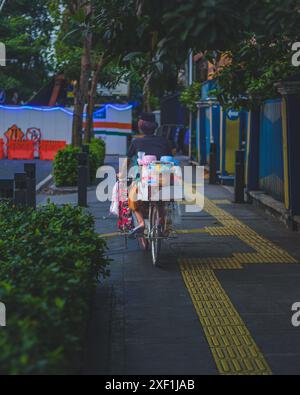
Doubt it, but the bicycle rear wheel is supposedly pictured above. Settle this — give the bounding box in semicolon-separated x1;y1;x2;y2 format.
150;204;162;266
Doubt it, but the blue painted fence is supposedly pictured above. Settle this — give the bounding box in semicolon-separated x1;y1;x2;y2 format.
259;99;284;202
192;79;286;203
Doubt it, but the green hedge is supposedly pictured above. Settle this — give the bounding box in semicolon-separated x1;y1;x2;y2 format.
0;203;109;375
89;138;106;184
53;146;81;187
53;138;106;187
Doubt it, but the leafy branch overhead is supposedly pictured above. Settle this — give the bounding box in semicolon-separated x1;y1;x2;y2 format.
180;83;202;113
0;0;53;99
1;0;300;128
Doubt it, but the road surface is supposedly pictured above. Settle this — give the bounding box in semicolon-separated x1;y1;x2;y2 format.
0;159;52;183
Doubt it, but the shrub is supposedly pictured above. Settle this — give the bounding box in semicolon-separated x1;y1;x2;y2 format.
89;138;106;185
0;203;109;375
53;145;81;187
53;139;106;187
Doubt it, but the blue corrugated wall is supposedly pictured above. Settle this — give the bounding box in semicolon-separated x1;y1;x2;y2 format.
205;108;211;162
199;108;207;165
191;112;198;162
198;105;221;166
192;82;287;204
259;99;284;202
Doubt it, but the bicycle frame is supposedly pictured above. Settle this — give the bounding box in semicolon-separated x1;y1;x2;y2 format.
118;177;177;266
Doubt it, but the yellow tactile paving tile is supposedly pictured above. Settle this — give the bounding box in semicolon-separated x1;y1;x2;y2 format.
180;256;243;270
179;189;299;375
180;263;272;375
205;227;236;236
193;190;298;265
99;232;121;238
176;229;207;235
211;200;232;205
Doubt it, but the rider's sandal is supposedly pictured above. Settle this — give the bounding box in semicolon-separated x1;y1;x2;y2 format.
128;225;145;239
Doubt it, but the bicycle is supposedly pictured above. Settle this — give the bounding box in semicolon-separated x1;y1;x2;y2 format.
131;200;176;266
149;200;176;266
131;175;177;266
118;171;177;267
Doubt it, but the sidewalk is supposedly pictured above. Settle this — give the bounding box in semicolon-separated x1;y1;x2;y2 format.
38;178;300;375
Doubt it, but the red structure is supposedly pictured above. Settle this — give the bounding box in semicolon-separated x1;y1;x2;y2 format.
0;123;67;161
39;141;67;161
8;141;35;160
0;139;4;159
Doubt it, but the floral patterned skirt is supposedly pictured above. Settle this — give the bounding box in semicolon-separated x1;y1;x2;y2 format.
117;180;134;234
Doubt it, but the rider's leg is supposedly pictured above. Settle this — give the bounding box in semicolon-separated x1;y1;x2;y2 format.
128;209;145;237
128;184;144;229
134;210;145;228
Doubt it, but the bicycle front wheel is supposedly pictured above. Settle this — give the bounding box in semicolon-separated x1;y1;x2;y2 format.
149;204;162;267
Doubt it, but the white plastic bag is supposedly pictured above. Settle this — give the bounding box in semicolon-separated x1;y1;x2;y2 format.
110;182;119;216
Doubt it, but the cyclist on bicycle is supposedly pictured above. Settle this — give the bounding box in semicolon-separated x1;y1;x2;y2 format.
125;112;173;236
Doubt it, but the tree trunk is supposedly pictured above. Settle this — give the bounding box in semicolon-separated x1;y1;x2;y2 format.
84;53;107;144
143;72;152;112
72;32;92;147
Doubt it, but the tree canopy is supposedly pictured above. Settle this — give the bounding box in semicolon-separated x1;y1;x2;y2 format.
0;0;53;102
1;0;300;126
